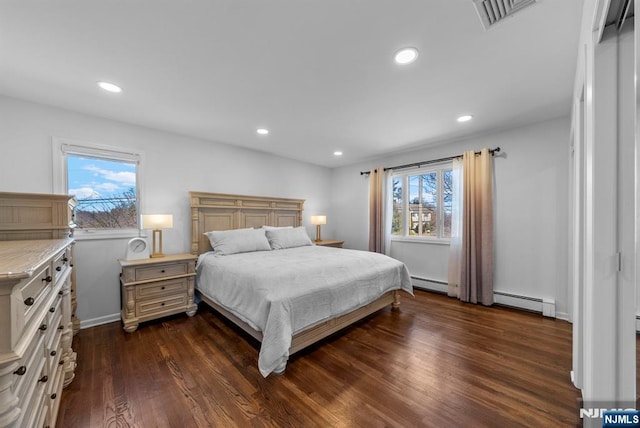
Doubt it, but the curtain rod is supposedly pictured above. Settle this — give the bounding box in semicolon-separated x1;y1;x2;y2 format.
359;147;501;175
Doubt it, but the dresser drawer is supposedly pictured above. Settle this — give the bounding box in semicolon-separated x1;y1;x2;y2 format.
52;247;71;283
20;376;48;428
134;262;188;281
45;291;63;327
47;358;66;425
13;330;46;405
21;263;52;321
35;401;49;428
136;294;188;317
45;307;63;376
136;277;188;300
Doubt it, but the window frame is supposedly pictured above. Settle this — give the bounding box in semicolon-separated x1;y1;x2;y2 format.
52;137;144;240
390;161;453;244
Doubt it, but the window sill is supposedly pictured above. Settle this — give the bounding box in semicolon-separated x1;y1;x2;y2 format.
390;237;451;246
72;229;146;241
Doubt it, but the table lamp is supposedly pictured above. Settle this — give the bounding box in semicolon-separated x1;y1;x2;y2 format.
141;214;173;258
310;215;326;242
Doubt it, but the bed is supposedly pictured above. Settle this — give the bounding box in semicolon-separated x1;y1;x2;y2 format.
190;191;413;376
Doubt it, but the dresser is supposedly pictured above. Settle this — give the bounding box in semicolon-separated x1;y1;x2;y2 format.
0;238;76;428
119;253;198;333
0;192;80;335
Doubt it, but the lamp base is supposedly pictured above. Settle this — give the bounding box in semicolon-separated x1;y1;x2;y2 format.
150;229;165;258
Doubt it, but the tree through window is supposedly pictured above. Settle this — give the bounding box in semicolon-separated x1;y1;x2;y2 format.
391;163;452;240
67;156;138;229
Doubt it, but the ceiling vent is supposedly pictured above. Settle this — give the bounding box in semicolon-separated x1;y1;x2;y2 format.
472;0;537;30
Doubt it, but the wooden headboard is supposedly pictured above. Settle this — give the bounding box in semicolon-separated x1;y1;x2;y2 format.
190;191;305;254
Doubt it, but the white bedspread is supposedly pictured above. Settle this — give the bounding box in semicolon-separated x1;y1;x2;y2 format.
196;245;413;377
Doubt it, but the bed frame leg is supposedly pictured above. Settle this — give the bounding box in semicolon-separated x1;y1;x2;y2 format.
392;290;401;309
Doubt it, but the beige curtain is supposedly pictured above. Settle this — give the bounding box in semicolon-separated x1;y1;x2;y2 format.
368;167;384;253
448;148;494;305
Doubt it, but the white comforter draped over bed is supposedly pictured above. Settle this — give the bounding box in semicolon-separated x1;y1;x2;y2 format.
196;245;413;377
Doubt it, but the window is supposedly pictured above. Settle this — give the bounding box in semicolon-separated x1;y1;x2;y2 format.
53;138;142;238
391;163;453;240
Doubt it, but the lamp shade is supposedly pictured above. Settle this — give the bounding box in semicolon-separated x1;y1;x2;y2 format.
310;215;326;225
141;214;173;229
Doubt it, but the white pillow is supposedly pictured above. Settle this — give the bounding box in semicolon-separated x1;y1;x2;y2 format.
265;226;313;250
261;225;294;231
204;228;271;255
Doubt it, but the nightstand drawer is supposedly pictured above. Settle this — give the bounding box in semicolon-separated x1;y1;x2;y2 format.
136;294;188;317
134;262;188;281
136;278;188;300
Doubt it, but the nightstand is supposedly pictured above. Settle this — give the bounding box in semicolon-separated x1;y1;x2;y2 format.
314;240;344;248
119;253;198;333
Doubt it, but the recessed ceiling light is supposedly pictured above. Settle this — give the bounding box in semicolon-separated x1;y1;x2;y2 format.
97;81;122;93
394;47;419;65
334;151;343;156
457;115;473;122
256;128;269;135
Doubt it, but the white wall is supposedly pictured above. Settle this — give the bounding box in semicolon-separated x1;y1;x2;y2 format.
0;95;333;326
331;116;571;316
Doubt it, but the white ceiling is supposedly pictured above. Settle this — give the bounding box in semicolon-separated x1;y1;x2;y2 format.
0;0;583;168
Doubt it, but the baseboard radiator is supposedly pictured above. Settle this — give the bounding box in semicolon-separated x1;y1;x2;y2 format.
493;291;556;318
411;276;448;294
411;276;556;318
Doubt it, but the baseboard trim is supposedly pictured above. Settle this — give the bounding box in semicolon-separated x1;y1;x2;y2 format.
80;313;120;330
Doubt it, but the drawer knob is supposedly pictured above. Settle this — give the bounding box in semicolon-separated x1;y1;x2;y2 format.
14;366;26;376
24;297;35;306
39;324;48;331
50;393;57;400
56;266;62;272
42;276;52;283
49;307;55;313
38;375;48;383
50;350;57;356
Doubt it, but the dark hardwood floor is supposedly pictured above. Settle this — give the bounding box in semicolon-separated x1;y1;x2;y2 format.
57;290;587;427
